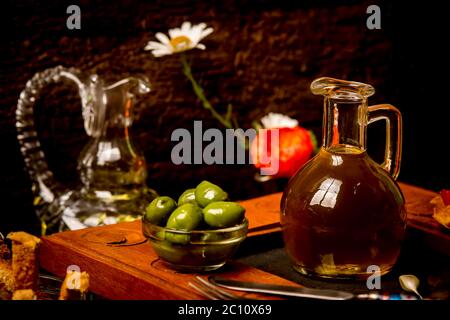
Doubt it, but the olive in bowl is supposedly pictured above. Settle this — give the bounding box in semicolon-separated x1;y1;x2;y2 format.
142;184;247;272
142;219;248;272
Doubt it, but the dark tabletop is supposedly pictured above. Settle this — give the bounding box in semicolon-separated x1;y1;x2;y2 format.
236;228;450;300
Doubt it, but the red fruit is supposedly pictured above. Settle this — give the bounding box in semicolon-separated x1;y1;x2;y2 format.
440;189;450;206
251;126;315;178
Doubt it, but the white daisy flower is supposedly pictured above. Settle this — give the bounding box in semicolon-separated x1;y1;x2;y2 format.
260;112;299;129
144;21;214;57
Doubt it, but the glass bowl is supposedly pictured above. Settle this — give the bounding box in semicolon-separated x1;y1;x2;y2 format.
142;218;248;272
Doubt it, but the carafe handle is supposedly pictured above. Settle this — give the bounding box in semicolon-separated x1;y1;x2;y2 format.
16;66;90;217
367;104;403;180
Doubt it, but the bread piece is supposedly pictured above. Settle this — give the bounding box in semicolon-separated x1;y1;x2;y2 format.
7;232;41;290
431;195;450;229
59;271;90;300
0;241;10;260
0;260;13;300
12;289;36;300
433;205;450;229
0;234;13;300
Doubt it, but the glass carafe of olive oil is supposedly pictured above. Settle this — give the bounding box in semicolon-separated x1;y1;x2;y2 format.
16;66;157;234
281;77;406;279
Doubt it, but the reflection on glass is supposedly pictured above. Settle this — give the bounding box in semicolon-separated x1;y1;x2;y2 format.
97;142;121;164
310;178;342;209
331;155;343;166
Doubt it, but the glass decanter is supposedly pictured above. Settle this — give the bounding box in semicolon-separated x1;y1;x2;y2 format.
281;77;407;279
16;66;157;234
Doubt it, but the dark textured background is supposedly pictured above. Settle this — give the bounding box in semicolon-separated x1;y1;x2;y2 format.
0;0;449;234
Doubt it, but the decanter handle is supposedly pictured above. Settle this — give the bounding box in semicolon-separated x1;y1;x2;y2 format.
15;66;90;205
367;104;403;180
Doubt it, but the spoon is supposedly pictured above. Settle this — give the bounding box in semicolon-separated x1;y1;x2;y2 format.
399;274;423;299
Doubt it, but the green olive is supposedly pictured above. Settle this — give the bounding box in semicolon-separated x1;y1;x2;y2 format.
164;233;190;245
203;201;245;228
144;196;177;225
155;230;166;240
153;240;189;263
194;181;228;208
166;203;203;231
177;188;196;206
201;232;225;243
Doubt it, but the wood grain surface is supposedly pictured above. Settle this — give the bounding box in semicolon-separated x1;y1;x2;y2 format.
39;222;298;300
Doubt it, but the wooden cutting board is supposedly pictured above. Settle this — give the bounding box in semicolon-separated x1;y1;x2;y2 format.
39;221;298;300
39;181;449;299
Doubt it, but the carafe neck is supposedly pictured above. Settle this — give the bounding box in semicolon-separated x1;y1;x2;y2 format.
322;96;367;153
311;77;374;154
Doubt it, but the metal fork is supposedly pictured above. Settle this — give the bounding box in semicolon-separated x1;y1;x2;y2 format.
188;276;251;300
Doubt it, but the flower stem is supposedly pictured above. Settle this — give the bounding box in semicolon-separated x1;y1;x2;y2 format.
180;53;233;129
180;53;249;150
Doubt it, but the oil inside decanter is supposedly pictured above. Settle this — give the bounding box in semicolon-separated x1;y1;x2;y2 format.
281;145;407;279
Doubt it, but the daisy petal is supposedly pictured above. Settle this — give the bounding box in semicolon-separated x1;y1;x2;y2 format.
144;44;157;51
196;44;206;50
181;21;192;32
200;27;214;39
169;28;182;39
152;49;172;57
192;24;210;43
145;41;169;50
196;22;207;30
155;32;170;45
188;28;202;45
